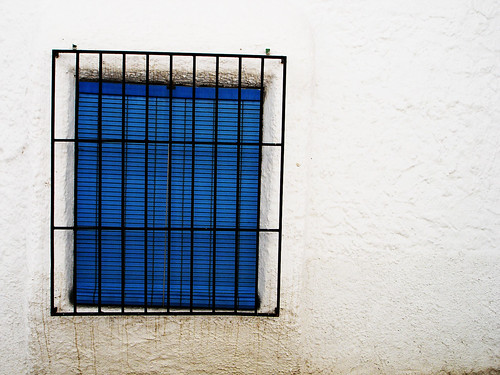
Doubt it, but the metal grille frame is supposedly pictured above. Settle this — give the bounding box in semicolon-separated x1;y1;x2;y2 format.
50;49;287;317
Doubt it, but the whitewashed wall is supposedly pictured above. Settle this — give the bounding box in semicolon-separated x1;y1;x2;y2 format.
0;0;499;374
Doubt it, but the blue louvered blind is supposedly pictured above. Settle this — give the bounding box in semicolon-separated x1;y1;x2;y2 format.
76;81;260;309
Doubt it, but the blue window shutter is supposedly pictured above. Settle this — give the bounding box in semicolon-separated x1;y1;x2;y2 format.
76;82;260;309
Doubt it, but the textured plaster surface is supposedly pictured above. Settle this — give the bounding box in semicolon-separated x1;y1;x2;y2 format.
0;0;499;374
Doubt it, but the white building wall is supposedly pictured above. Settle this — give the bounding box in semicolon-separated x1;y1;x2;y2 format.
0;0;498;373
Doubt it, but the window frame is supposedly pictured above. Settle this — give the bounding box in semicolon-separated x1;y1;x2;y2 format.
50;49;287;316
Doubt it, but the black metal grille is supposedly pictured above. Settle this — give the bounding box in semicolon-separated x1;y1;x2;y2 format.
51;49;286;316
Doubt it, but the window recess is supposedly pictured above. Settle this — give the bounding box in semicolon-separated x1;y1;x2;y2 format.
51;50;286;316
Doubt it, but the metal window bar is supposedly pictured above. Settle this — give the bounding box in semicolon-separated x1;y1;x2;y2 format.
73;52;79;313
190;56;196;312
166;54;173;312
212;56;219;313
235;57;242;313
97;53;103;313
51;49;286;317
121;53;126;313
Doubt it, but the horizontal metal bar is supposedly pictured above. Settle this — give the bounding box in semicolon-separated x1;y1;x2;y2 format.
53;49;286;60
55;226;279;232
53;138;282;147
54;138;282;147
52;310;279;317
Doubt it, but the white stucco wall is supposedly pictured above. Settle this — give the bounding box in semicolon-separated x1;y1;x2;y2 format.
0;0;499;374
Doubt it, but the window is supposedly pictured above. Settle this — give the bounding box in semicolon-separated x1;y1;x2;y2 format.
51;50;286;316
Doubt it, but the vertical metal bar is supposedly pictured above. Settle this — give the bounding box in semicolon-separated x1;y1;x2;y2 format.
212;56;219;312
121;53;126;313
73;52;80;313
50;50;57;315
97;52;103;313
144;54;149;313
190;56;196;311
276;57;287;316
255;57;265;314
150;98;158;306
234;57;242;312
167;54;173;311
